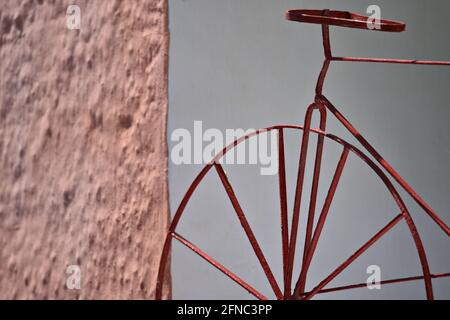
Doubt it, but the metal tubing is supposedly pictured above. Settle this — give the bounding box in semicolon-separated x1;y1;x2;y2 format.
157;123;440;299
301;272;450;296
287;103;326;298
277;129;290;298
304;213;404;300
215;163;283;300
294;147;350;297
299;104;327;289
319;94;450;238
172;232;268;300
332;56;450;66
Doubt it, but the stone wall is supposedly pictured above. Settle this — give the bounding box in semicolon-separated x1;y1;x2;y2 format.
0;0;171;299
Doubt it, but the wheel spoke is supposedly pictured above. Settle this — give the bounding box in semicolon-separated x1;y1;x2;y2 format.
288;117;311;291
214;163;283;300
277;129;290;298
295;147;350;296
299;272;450;296
304;213;404;300
172;232;268;300
301;121;326;278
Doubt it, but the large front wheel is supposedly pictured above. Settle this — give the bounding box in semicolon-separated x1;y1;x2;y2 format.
156;125;442;300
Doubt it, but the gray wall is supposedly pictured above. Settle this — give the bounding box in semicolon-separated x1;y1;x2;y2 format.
168;0;450;299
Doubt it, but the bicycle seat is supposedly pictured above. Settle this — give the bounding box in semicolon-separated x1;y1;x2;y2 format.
286;9;405;32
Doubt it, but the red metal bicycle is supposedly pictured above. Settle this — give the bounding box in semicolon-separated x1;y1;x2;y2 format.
156;9;450;300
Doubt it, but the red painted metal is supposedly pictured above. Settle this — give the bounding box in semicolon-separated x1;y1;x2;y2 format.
215;163;283;300
301;272;450;297
318;94;450;237
172;232;268;300
277;129;290;299
156;125;447;299
287;103;326;298
300;104;326;289
303;115;326;237
303;213;404;300
306;10;450;237
332;56;450;66
286;9;405;32
156;8;450;300
294;147;349;297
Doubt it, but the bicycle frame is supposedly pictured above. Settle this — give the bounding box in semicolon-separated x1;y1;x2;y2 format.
310;14;450;237
156;8;450;301
288;9;450;300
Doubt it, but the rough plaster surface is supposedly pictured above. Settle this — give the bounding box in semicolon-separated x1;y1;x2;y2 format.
0;0;171;299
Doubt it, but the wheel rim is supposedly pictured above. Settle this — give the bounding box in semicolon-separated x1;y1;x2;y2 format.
156;124;436;300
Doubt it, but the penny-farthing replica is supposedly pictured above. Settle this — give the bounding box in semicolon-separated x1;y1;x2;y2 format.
156;9;450;300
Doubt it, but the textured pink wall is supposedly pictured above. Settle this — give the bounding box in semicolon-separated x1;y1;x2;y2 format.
0;0;170;299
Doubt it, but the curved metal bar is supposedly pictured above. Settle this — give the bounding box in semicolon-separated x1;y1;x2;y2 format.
156;125;435;300
156;131;265;299
287;103;326;298
285;9;406;32
305;15;449;238
299;103;327;292
155;232;172;299
158;10;448;300
327;131;434;299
